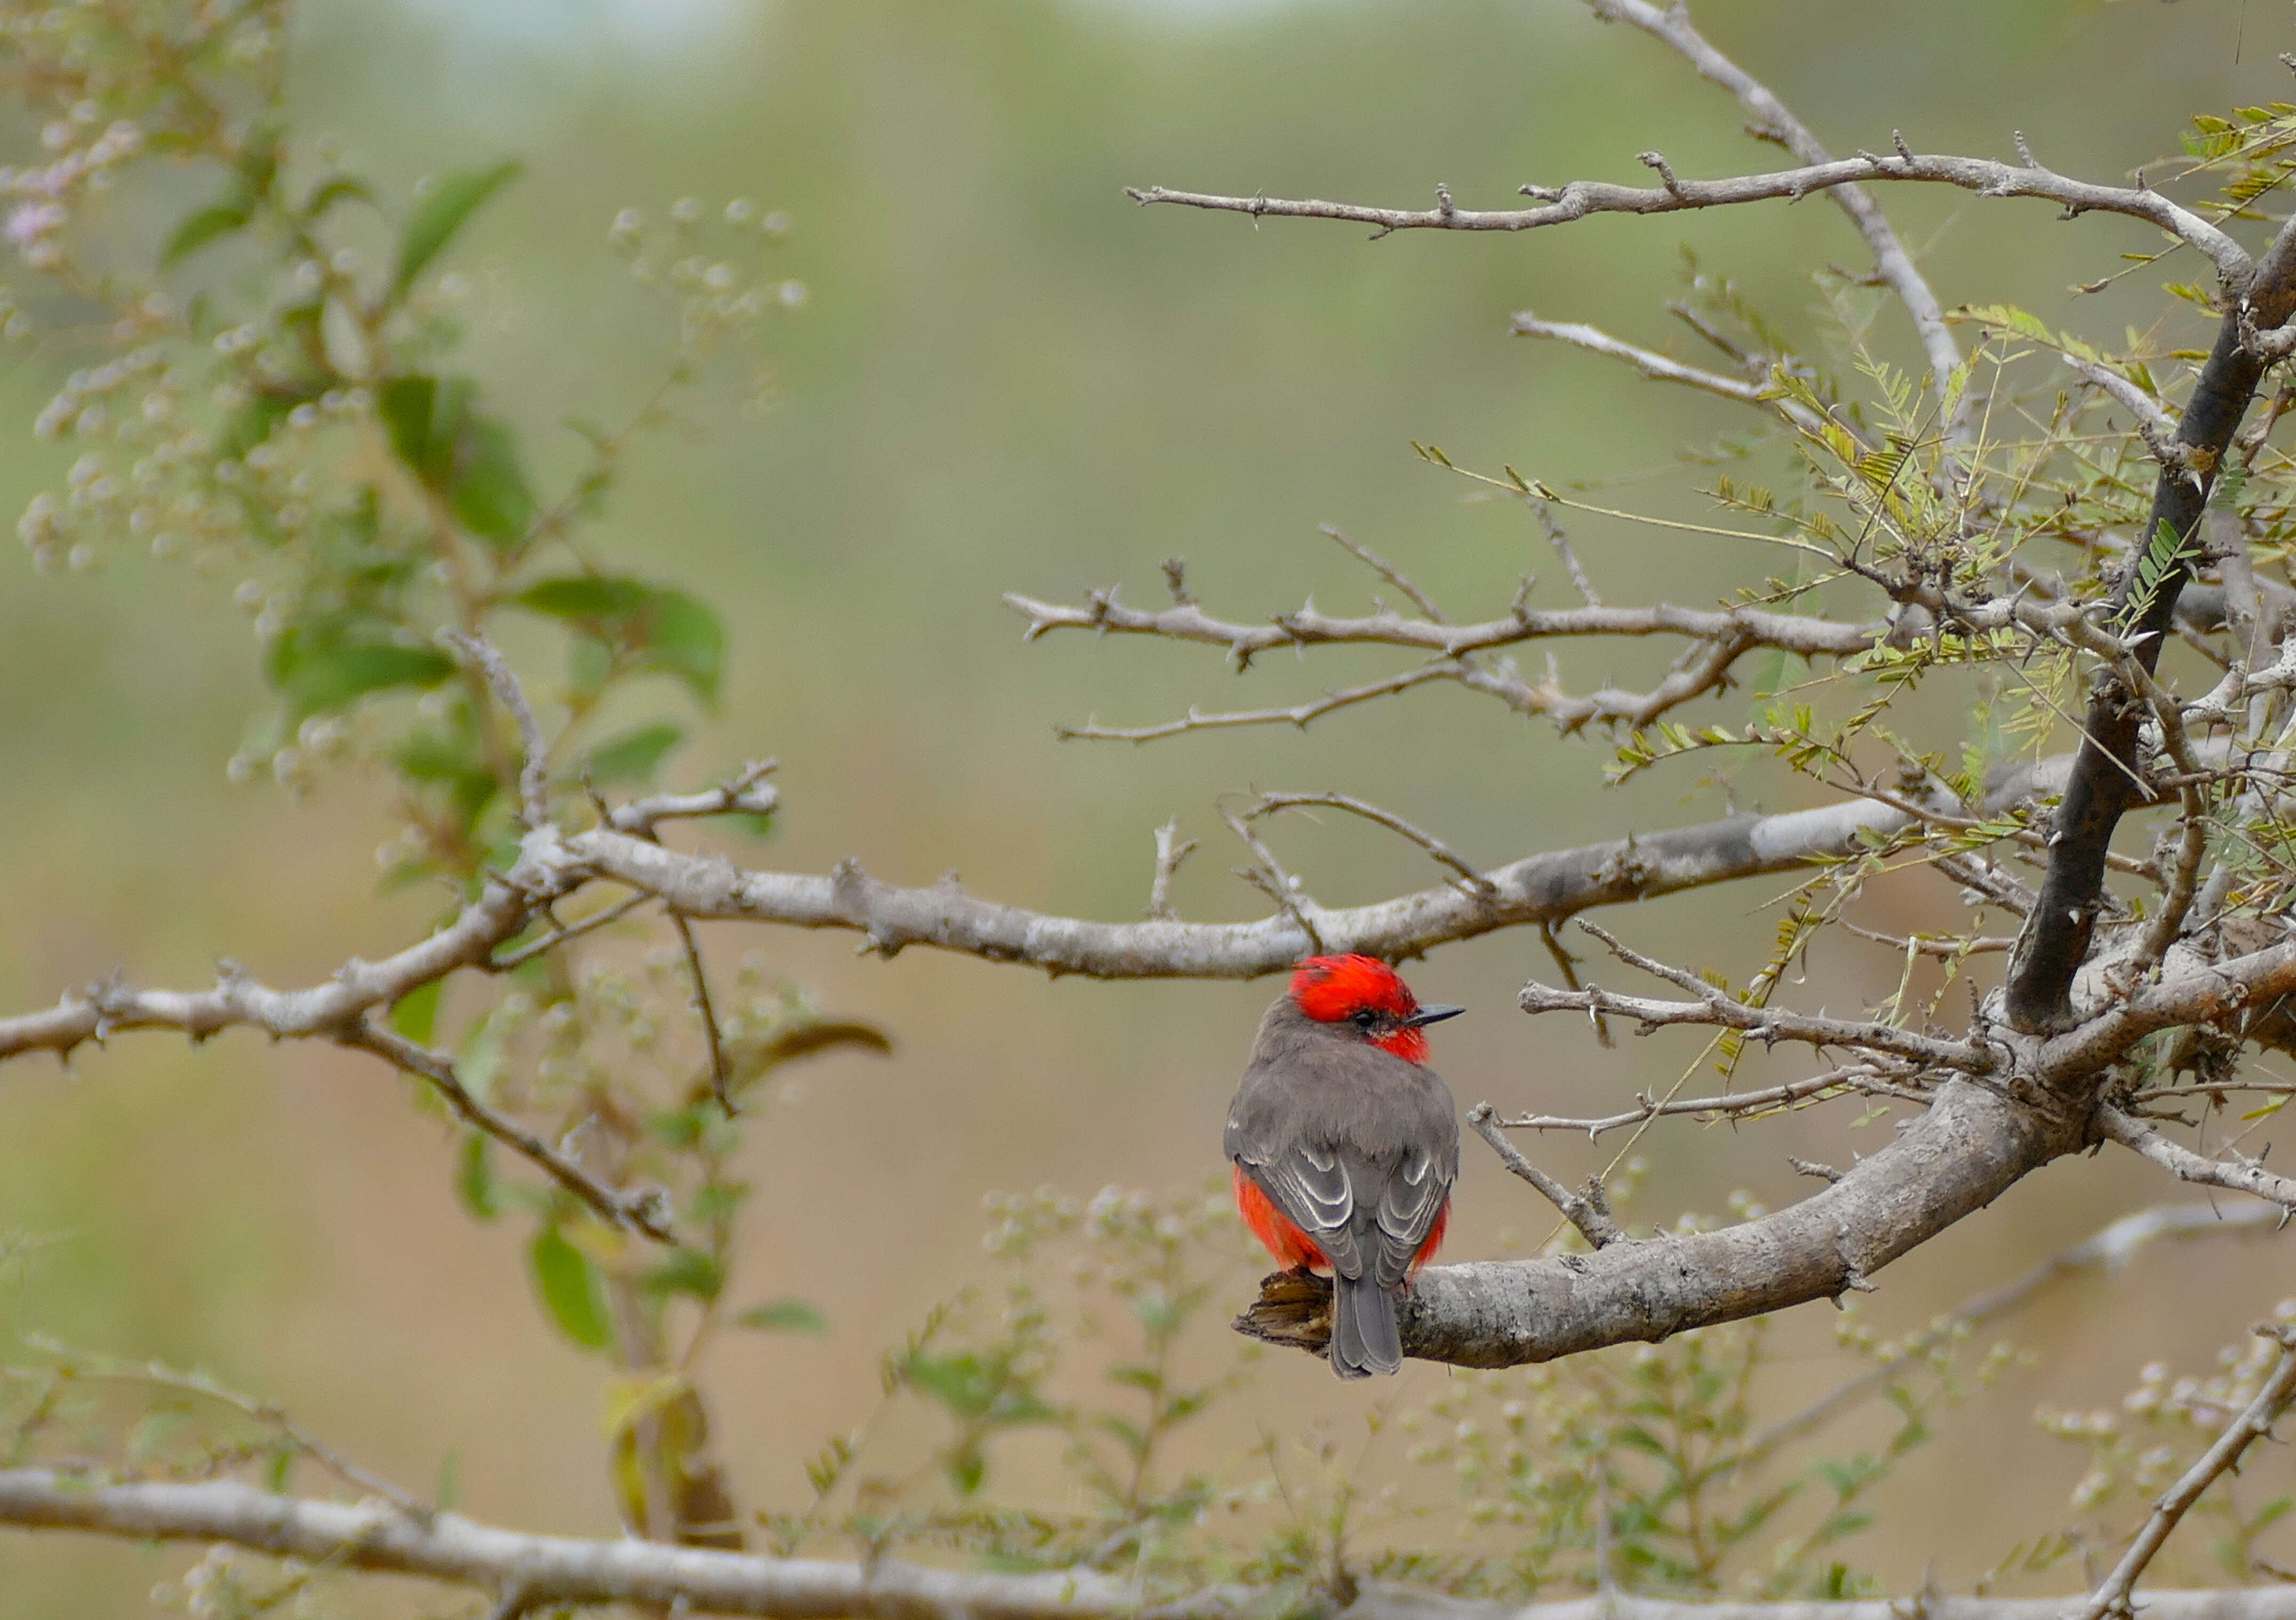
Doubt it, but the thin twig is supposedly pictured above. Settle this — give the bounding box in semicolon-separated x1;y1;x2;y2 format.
2070;1324;2296;1620
1540;920;1612;1048
444;632;552;832
1529;498;1602;607
671;911;733;1115
2098;1105;2296;1217
1500;1066;1894;1140
1466;1103;1625;1248
1217;802;1325;954
1248;791;1496;899
1147;818;1196;921
1517;920;1995;1071
345;1020;674;1242
490;891;652;971
1319;524;1446;621
1740;1202;2287;1474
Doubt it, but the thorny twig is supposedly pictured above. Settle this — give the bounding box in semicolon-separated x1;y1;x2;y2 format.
1465;1102;1625;1248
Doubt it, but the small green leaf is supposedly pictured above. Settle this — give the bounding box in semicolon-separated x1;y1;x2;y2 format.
379;374;450;476
456;1131;500;1221
448;415;535;549
580;722;683;787
637;589;724;706
389;979;443;1045
303;175;376;219
434;1448;461;1511
162;198;253;267
393;159;522;300
458;1008;506;1104
737;1298;830;1335
529;1227;613;1351
379;373;532;550
513;576;726;706
267;627;456;724
517;575;656;618
640;1248;725;1302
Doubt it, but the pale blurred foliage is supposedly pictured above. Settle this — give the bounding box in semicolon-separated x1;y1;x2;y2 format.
6;1;2296;1614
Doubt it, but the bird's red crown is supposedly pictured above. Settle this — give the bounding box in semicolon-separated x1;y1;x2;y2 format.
1289;954;1440;1062
1290;954;1419;1023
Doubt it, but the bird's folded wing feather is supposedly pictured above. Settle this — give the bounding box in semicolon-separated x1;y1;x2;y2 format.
1372;1145;1452;1289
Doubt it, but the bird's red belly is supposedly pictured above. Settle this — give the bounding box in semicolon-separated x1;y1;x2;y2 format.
1232;1165;1448;1273
1234;1166;1327;1269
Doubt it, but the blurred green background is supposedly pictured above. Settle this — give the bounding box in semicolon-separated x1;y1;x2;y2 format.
6;0;2296;1609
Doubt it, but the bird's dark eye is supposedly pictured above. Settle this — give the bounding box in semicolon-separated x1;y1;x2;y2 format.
1352;1009;1378;1030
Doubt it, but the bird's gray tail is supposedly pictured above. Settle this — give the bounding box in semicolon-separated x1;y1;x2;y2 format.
1329;1273;1401;1379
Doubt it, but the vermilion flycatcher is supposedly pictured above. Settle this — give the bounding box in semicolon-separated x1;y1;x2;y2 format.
1224;954;1462;1379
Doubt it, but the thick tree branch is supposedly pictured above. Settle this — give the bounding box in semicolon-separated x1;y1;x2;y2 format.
10;1467;2296;1620
0;749;2103;1068
1240;1080;2078;1368
2008;217;2296;1033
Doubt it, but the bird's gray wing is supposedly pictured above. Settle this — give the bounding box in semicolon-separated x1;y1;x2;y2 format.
1368;1141;1454;1290
1230;1133;1368;1279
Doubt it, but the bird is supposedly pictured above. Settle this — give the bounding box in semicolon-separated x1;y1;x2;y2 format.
1224;954;1462;1379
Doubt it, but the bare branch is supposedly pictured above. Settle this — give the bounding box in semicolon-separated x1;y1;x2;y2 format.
1318;523;1445;621
1248;791;1495;899
1500;1066;1888;1140
0;784;2036;1072
2039;924;2296;1083
574;790;1957;979
1518;921;1994;1071
605;759;780;839
1512;311;1824;432
1054;661;1464;743
489;891;652;972
1530;498;1602;608
2060;354;2182;463
1012;589;1881;738
344;1020;674;1242
13;1466;2296;1620
1241;1079;2082;1367
1466;1102;1625;1247
2096;1105;2296;1217
1583;0;1967;419
669;912;733;1115
1127;151;2245;288
1008;587;1878;665
2070;1324;2296;1620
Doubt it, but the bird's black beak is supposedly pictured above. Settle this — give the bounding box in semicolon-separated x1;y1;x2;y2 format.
1404;1004;1465;1028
